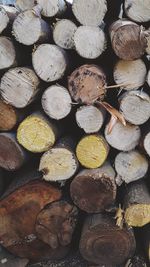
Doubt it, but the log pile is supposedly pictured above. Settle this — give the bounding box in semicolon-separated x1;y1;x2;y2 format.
0;0;149;266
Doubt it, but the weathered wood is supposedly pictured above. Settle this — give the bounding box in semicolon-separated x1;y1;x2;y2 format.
70;162;116;213
15;0;35;11
124;180;150;227
0;36;17;70
76;134;109;169
124;0;150;23
147;69;150;87
79;213;136;266
74;26;106;59
32;44;68;82
143;131;150;156
42;85;72;120
37;0;67;17
0;67;40;108
0;5;18;34
146;28;150;55
115;150;148;185
53;19;77;50
72;0;107;26
105;121;141;151
75;105;105;134
110;20;147;60
12;6;51;45
114;59;147;90
119;91;150;125
68;64;106;105
0;100;18;131
0;245;29;267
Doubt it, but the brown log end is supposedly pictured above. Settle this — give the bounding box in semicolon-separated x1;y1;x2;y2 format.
0;100;18;131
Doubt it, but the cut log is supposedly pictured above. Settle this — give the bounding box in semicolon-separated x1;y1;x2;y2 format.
0;133;27;171
39;136;78;181
35;200;78;248
68;64;106;105
75;105;105;134
0;100;18;131
114;59;147;90
147;69;150;87
0;5;18;34
0;36;17;70
124;0;150;23
105;121;141;151
74;26;106;59
0;67;40;108
0;245;29;267
124;180;150;227
70;162;116;213
72;0;107;26
15;0;35;11
146;28;150;55
53;19;77;50
37;0;67;17
143;131;150;156
17;113;60;153
110;20;147;60
32;44;67;82
42;85;72;120
119;91;150;125
76;134;109;169
79;213;136;266
115;150;148;185
12;6;51;46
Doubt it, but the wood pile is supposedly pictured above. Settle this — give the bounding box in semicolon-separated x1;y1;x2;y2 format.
0;0;149;266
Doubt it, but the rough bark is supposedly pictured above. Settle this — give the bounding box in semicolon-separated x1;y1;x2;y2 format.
0;36;17;70
0;100;18;131
124;0;150;23
37;0;67;17
0;5;18;34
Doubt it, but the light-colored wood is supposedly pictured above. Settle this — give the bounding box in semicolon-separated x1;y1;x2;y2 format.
0;37;17;70
74;26;106;59
75;105;105;133
42;85;72;120
146;28;150;55
0;5;18;34
37;0;67;17
15;0;35;11
32;44;67;82
76;134;109;169
0;100;18;131
115;150;148;184
12;6;51;45
105;121;141;151
147;69;150;87
114;59;147;90
0;67;40;108
72;0;107;26
124;0;150;23
119;91;150;125
144;132;150;156
53;19;77;49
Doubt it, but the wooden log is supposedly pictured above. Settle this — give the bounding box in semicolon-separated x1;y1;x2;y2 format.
17;113;60;153
0;5;18;34
105;121;141;151
72;0;107;26
32;44;68;82
68;64;106;105
37;0;67;17
79;213;136;266
114;59;147;90
119;91;150;125
0;133;26;171
15;0;35;11
147;69;150;87
0;67;40;108
39;136;78;182
0;36;17;70
146;28;150;55
143;131;150;156
35;200;78;248
0;100;18;131
76;135;109;169
0;245;29;267
110;20;147;60
75;105;105;134
70;162;116;213
53;19;77;50
115;150;148;185
124;180;150;227
42;85;72;120
12;6;51;46
124;0;150;23
74;26;106;59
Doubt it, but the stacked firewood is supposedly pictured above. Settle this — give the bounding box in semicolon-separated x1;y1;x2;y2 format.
0;0;150;266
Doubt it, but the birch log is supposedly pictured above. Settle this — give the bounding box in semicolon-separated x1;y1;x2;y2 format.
0;37;17;70
37;0;67;17
105;121;141;151
15;0;35;11
70;162;116;213
32;44;67;82
72;0;107;26
143;131;150;156
124;0;150;23
74;26;106;59
115;150;148;185
110;20;147;60
124;180;150;227
79;214;136;266
42;85;72;120
76;135;109;169
0;5;18;34
0;100;18;131
53;19;77;50
0;67;40;108
12;6;51;46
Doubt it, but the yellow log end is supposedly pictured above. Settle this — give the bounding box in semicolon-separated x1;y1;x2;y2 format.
125;204;150;227
76;135;109;169
17;115;55;153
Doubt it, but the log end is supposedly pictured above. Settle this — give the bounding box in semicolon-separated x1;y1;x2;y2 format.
0;6;9;34
0;100;17;131
125;204;150;227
